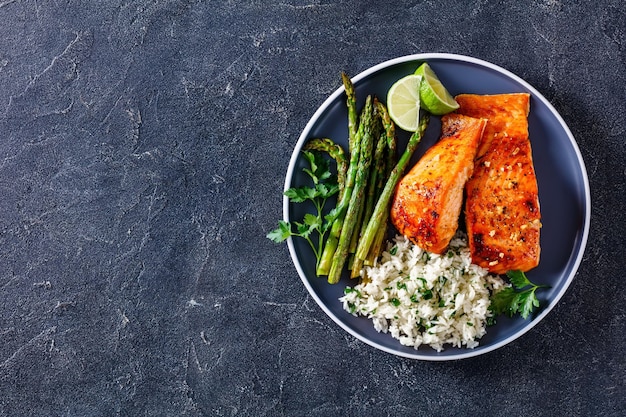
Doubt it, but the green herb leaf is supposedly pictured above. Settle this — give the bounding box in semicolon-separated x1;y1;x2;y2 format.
302;150;333;185
303;213;321;230
284;186;316;203
489;287;519;317
266;220;292;243
316;182;339;199
506;270;532;289
302;151;320;184
295;221;312;237
317;168;332;182
324;206;341;225
490;271;549;320
518;288;540;319
268;145;344;273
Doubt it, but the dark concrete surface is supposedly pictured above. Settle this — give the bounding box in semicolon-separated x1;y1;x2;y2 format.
0;1;624;416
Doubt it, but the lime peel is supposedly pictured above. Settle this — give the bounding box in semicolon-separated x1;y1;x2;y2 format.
414;63;459;115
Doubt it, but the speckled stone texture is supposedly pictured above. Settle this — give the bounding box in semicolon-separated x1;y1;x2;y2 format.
0;1;623;416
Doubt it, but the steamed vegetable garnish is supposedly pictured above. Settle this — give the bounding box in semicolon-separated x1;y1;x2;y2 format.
266;149;340;270
341;71;359;152
327;96;376;284
354;114;430;263
489;270;550;320
349;102;388;278
365;100;397;267
316;74;363;277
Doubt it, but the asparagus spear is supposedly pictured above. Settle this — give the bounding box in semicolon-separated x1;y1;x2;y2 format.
351;124;387;278
348;189;367;255
365;101;397;265
348;111;382;254
304;138;348;201
377;100;397;175
342;72;358;153
366;190;391;265
327;96;375;284
355;114;430;262
362;107;388;232
316;98;368;276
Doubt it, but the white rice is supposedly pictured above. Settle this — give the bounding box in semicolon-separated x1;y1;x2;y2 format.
340;231;506;352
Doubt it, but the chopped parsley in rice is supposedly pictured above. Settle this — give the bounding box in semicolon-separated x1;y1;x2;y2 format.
340;231;506;352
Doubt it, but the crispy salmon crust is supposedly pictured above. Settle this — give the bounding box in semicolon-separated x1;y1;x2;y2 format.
390;113;486;254
456;93;541;274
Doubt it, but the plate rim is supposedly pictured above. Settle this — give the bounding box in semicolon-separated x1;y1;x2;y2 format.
282;53;591;361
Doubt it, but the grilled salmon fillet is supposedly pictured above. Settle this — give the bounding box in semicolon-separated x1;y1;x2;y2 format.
456;93;541;274
390;113;486;254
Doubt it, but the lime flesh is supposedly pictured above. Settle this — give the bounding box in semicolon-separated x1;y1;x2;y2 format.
386;74;422;132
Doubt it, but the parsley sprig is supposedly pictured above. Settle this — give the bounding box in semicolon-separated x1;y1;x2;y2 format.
267;150;339;269
489;270;550;320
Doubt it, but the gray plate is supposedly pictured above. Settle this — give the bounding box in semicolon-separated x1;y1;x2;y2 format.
283;53;590;360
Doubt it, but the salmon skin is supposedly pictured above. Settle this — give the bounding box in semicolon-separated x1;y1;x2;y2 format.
456;93;541;274
390;113;486;254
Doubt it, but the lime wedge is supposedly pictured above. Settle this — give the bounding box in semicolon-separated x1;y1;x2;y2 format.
386;74;422;132
414;63;459;115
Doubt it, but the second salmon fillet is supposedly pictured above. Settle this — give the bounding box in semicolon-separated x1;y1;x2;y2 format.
391;113;486;254
456;93;541;274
